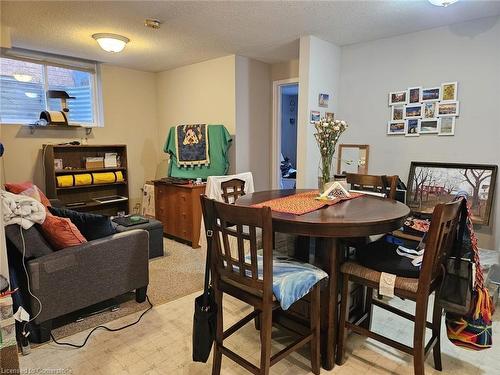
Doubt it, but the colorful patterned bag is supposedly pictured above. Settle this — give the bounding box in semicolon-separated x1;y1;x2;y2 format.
445;198;493;350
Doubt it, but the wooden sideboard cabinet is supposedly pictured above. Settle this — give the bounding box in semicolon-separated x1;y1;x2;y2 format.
154;181;206;248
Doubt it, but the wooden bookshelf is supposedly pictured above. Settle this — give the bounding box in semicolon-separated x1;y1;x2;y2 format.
43;144;130;215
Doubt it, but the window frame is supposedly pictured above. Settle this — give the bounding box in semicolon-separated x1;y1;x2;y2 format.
0;48;103;127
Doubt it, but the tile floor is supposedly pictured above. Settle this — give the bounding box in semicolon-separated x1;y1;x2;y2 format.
19;290;500;375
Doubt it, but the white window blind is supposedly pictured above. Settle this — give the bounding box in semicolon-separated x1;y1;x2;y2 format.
0;48;101;126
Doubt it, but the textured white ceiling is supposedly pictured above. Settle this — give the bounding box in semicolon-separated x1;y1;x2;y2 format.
2;1;500;72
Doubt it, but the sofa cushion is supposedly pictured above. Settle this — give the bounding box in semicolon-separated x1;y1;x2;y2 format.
48;207;116;241
4;182;51;207
40;214;87;250
5;224;54;259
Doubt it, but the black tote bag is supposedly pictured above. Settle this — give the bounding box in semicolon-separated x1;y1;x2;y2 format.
192;200;218;363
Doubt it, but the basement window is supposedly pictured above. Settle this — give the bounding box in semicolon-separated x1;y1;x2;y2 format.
0;48;102;126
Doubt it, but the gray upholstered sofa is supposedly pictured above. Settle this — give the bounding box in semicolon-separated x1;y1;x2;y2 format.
5;224;149;343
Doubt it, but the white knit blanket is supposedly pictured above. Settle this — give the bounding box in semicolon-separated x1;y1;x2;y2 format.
1;190;46;229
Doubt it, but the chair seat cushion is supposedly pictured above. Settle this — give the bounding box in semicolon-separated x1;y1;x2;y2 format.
255;255;327;310
356;238;421;278
341;261;419;295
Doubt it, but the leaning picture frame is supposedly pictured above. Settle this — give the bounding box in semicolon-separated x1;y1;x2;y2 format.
406;161;498;225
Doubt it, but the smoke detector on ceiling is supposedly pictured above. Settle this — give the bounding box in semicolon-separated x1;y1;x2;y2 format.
145;19;161;29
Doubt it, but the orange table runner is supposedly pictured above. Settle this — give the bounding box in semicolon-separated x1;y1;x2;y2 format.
251;191;363;215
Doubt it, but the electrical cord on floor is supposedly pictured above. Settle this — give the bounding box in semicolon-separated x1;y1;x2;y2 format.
49;295;153;349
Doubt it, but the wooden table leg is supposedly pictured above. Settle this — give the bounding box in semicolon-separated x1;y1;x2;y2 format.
315;237;340;371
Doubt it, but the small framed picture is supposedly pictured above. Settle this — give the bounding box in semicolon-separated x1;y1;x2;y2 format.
441;81;458;101
419;119;439;134
405;119;420;137
438;117;455;136
422;102;436;119
325;112;335;121
54;158;63;170
318;93;329;107
387;120;405;135
407;87;422;104
389;91;407;106
405;104;422;119
437;101;459;116
422;87;440;102
310;110;321;122
391;105;404;121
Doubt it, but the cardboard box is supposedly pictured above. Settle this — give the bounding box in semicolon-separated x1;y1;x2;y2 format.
85;157;104;169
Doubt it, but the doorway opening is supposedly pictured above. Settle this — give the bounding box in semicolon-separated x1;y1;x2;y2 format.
272;79;299;189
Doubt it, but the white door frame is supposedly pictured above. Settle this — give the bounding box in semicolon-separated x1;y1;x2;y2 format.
271;78;299;189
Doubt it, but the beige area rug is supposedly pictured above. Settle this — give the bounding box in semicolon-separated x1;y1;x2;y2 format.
51;236;207;340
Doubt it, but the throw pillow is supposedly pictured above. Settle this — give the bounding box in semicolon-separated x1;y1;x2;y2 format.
40;214;87;250
5;182;51;207
48;207;117;241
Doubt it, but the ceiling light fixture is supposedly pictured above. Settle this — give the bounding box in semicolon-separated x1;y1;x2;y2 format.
92;33;129;53
428;0;459;7
13;73;32;82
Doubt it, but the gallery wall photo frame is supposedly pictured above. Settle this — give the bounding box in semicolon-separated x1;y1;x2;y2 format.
387;120;405;135
422;87;441;102
419;119;439;134
438;116;456;136
407;86;422;104
437;101;460;117
389;90;407;106
405;119;420;137
422;102;437;119
318;93;329;107
405;104;423;119
391;105;404;121
406;161;498;225
441;81;458;101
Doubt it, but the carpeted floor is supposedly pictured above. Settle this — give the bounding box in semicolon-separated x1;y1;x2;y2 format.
51;236;207;340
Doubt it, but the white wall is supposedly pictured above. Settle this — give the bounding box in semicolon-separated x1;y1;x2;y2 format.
338;16;500;249
297;36;342;188
235;56;272;191
0;64;159;209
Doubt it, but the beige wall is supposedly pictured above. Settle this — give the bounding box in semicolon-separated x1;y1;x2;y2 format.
156;55;236;174
0;64;159;209
235;56;272;191
271;59;299;81
338;16;500;249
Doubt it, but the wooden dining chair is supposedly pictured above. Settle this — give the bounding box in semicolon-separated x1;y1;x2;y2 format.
201;196;324;375
345;173;397;200
337;199;463;375
221;178;246;204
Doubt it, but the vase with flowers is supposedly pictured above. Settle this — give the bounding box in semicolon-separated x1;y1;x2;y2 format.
312;117;348;193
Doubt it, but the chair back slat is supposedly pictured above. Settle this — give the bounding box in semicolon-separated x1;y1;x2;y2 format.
346;173;397;199
201;195;273;299
221;178;246;204
419;199;463;288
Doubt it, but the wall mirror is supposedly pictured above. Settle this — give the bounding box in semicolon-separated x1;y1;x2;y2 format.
337;144;370;175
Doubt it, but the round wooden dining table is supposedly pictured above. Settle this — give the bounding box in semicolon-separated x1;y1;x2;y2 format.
236;189;410;370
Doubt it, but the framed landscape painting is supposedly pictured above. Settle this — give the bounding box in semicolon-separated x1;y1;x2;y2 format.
407;162;498;225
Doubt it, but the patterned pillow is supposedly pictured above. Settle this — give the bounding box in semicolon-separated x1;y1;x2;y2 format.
5;182;51;207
